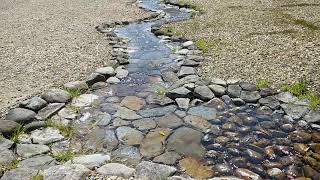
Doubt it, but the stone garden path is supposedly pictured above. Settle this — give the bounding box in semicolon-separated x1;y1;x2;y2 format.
1;0;320;179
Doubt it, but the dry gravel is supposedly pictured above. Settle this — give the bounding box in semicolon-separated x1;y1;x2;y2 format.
0;0;149;114
165;0;320;91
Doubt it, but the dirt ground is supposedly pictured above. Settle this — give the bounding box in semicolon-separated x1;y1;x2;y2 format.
165;0;320;92
0;0;149;114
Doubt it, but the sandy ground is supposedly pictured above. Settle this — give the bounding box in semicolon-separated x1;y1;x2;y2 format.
165;0;320;91
0;0;149;114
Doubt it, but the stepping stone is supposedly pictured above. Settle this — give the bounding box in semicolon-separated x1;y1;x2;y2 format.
194;86;215;101
43;164;91;180
116;126;144;145
156;113;183;129
0;120;19;135
162;71;179;82
72;94;99;107
42;89;71;103
91;112;112;126
36;103;65;120
136;161;177;180
120;96;146;111
30;127;64;144
138;105;177;118
140;128;171;158
133;118;157;131
1;168;38;180
97;163;135;178
17;155;56;170
16;144;50;158
21;97;47;111
188;106;217;120
112;145;141;165
0;149;16;164
6;108;36;123
182;59;200;67
175;98;190;110
146;94;174;106
153;151;181;165
166;87;192;99
58;108;79;120
72;154;110;169
51;140;70;156
182;41;193;47
183;115;212;131
235;168;262;180
114;107;142;120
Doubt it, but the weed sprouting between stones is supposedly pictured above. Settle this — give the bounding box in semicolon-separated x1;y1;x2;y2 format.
45;119;75;138
64;88;83;98
32;170;43;180
52;150;74;162
10;126;25;144
0;159;19;175
256;79;270;90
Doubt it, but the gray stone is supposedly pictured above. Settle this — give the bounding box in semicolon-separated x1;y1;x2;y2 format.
72;154;110;169
112;118;131;127
114;107;142;120
275;92;298;103
140;128;170;159
156;114;183;129
6;108;36;123
17;155;56;170
146;94;174;106
0;149;16;164
175;110;187;118
64;81;88;91
182;41;193;47
91;112;112;126
0;120;19;135
116;126;144;145
259;96;280;109
153;151;181;165
167;127;205;158
138;105;177;118
183;60;200;67
240;91;261;103
58;108;78;120
86;73;106;86
170;75;200;89
43;164;91;180
175;98;190;110
176;49;189;55
21;97;47;111
23;121;46;131
1;168;38;180
97;163;135;178
112;145;141;165
194;86;215;101
120;96;146;111
133;119;157;131
178;66;196;78
42;89;71;103
16;144;50;158
209;177;242;180
211;78;227;87
304;111;320;123
0;137;14;150
184;83;195;90
91;82;107;90
72;94;99;107
167;87;192;99
107;77;121;84
95;66;115;76
208;84;226;96
136;161;177;180
116;69;129;79
240;82;257;91
51;140;70;155
104;129;119;151
227;79;240;85
30;127;64;144
188;106;217;120
183;115;212;131
227;85;241;98
235;168;262;180
281;104;310;120
232;98;246;106
162;71;179;82
36;103;65;120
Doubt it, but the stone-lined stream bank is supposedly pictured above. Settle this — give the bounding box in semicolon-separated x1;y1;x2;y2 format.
1;0;320;179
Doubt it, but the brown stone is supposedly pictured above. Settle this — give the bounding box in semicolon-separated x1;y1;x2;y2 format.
183;115;212;131
293;143;309;155
179;157;214;179
120;96;146;111
312;132;320;143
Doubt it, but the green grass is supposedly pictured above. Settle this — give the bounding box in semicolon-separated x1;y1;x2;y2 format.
195;38;218;53
10;126;25;144
155;86;167;96
256;79;270;89
52;150;74;162
32;171;43;180
64;88;83;98
45;119;75;138
0;159;19;172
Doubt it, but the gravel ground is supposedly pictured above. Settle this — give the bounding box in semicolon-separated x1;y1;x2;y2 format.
165;0;320;91
0;0;149;114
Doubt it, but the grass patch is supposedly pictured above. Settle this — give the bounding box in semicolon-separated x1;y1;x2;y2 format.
10;126;25;144
1;159;19;172
64;88;83;98
32;171;43;180
52;150;74;162
45;119;75;138
155;86;167;96
195;38;218;53
256;79;270;89
65;104;81;114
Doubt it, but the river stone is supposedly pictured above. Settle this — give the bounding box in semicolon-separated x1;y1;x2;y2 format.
58;108;78;120
72;94;99;107
281;104;310;120
51;140;70;156
182;41;193;47
290;130;312;143
6;108;36;123
304;110;320;123
1;168;38;180
258;96;280;109
136;161;177;180
275;92;298;103
17;144;50;158
21;97;47;111
112;145;141;165
153;151;182;165
146;93;174;106
116;69;129;79
97;163;135;178
240;91;261;103
17;155;56;169
162;71;179;82
179;157;214;179
91;112;112;126
240;82;256;91
245;149;263;163
86;73;106;86
95;66;115;76
184;115;212;131
112;118;131;127
175;98;190;110
114;107;142;120
64;81;88;91
156;113;183;129
170;75;200;89
30;127;64;144
208;84;226;96
215;163;233;175
0;137;14;150
178;66;196;78
188;106;217;120
0;120;19;135
227;79;241;85
116;126;144;145
227;85;241;98
120;96;146;111
42;89;71;103
167;127;205;157
209;177;242;180
36;103;65;120
176;49;189;55
183;59;200;67
104;129;119;151
107;77;121;84
235;168;262;180
0;149;16;164
167;87;192;99
140;128;171;158
43;164;91;180
72;154;110;169
211;78;227;87
194;86;215;101
133;118;157;131
303;165;320;180
138;105;177;118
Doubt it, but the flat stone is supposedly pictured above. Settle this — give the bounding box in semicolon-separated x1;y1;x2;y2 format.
97;163;135;178
232;98;245;106
194;86;215;101
18;155;56;170
90;112;112;126
290;130;312;143
240;82;257;91
58;108;78;120
156;113;183;129
235;168;262;180
0;120;19;135
188;106;217;120
162;71;179;82
21;97;48;111
112;118;131;127
43;164;91;180
116;69;129;79
0;137;14;150
227;85;241;98
281;104;310;120
51;140;70;155
182;41;194;47
72;94;99;107
133;118;157;131
176;49;189;55
167;127;205;158
136;161;177;180
184;115;212;131
208;84;226;96
64;81;88;91
146;94;174;106
1;168;38;180
259;96;280;109
179;157;214;179
30;127;64;144
116;126;144;145
138;105;177;118
178;66;196;78
72;154;110;169
36;103;65;120
240;91;261;103
114;107;142;120
120;96;146;111
183;60;200;67
227;79;240;85
275;92;298;103
140;128;171;158
170;75;200;89
104;129;119;151
112;145;141;165
42;89;71;103
6;108;36;123
175;98;190;110
91;82;108;90
211;78;227;87
167;87;192;99
153;151;181;165
86;73;106;86
107;77;121;84
95;66;115;76
304;111;320;123
16;144;50;158
0;149;16;164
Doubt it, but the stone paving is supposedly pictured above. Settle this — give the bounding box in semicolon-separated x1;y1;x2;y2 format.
1;0;320;180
